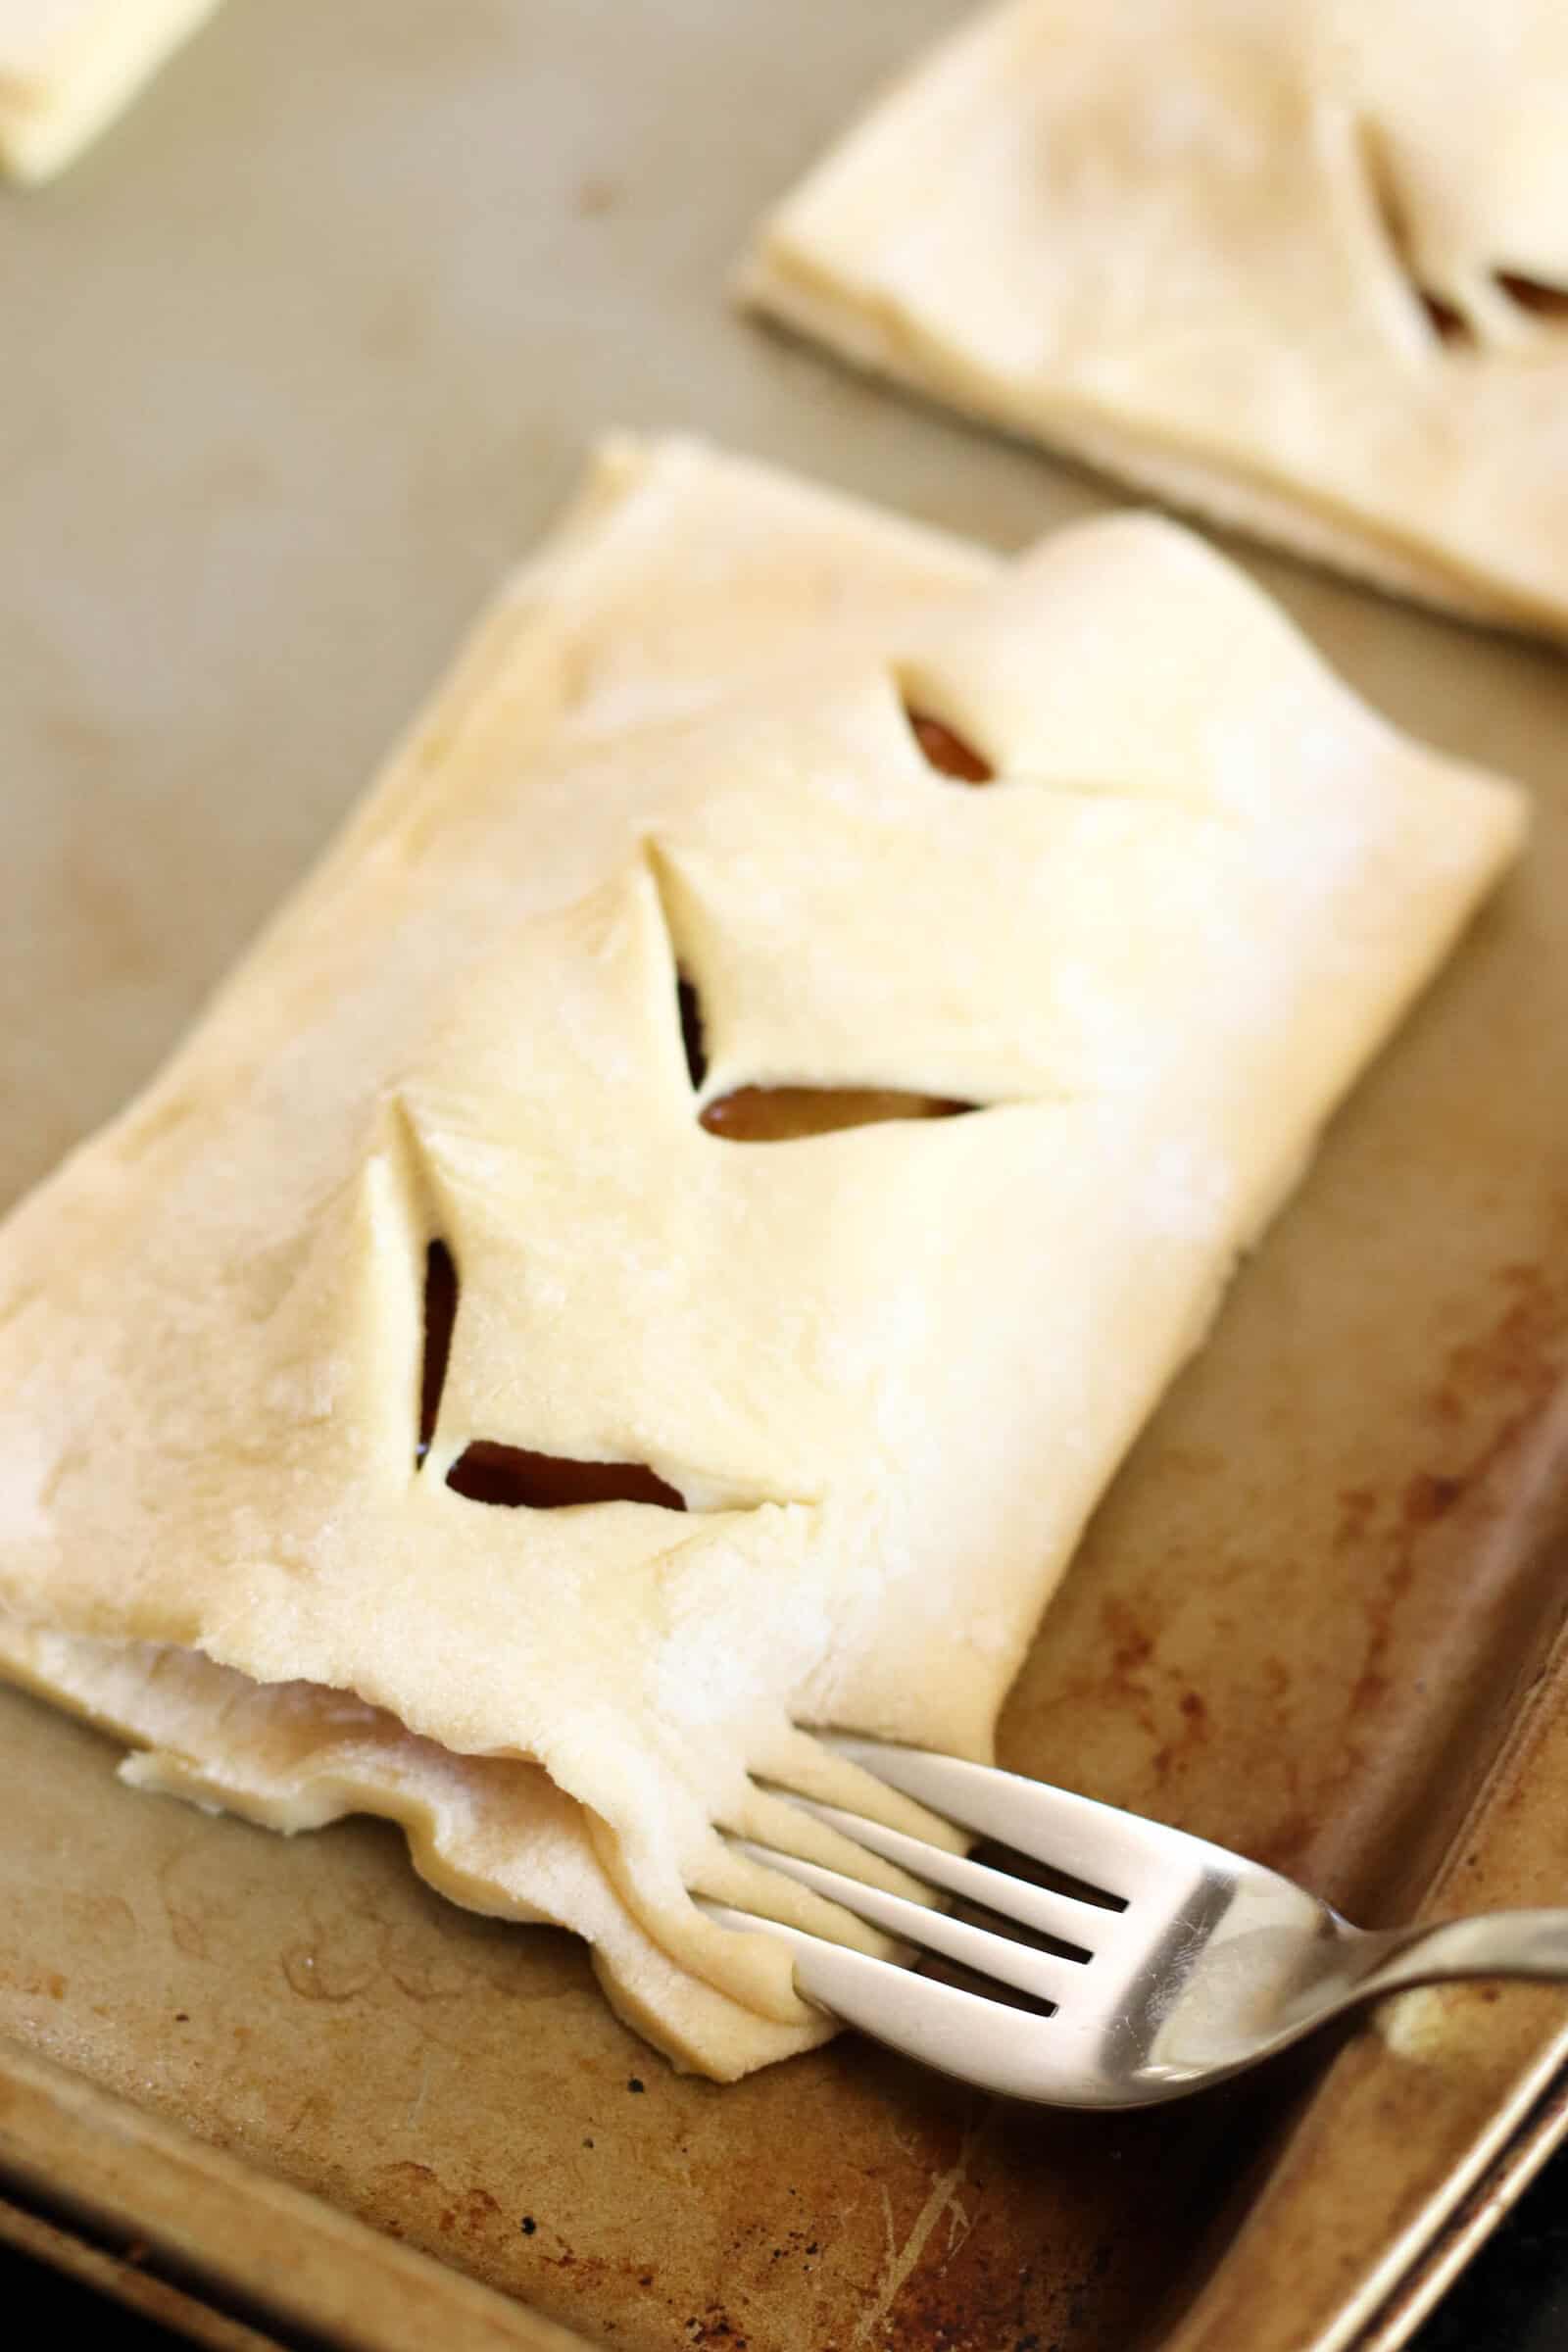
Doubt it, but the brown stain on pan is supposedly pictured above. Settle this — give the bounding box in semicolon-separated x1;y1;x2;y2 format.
57;838;157;990
1003;1245;1568;1899
374;2161;506;2254
1280;1254;1568;1900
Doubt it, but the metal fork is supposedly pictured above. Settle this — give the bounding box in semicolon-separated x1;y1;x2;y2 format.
700;1740;1568;2109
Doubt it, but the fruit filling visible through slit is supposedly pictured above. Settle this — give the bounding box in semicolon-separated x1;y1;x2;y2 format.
416;1240;458;1464
446;1443;687;1511
699;1087;971;1141
1495;271;1568;321
903;708;995;783
677;973;707;1088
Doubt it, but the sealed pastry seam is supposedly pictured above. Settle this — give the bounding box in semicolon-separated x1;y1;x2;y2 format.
740;0;1568;637
0;434;1527;2078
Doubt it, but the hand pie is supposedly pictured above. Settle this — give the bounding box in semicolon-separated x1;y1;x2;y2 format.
0;436;1525;2079
740;0;1568;638
0;0;221;182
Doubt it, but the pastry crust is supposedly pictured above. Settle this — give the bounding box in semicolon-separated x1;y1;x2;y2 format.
0;0;221;183
0;435;1525;2077
740;0;1568;638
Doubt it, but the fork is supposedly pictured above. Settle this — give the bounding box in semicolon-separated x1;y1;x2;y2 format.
699;1740;1568;2109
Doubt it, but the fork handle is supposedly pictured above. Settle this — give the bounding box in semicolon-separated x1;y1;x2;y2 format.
1351;1911;1568;2007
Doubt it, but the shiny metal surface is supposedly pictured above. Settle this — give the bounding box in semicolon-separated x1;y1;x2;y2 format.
706;1742;1568;2110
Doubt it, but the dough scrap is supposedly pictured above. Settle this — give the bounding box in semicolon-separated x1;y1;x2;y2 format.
0;435;1525;2076
740;0;1568;637
0;0;222;183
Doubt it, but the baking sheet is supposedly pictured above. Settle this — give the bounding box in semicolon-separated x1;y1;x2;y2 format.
3;3;1568;2347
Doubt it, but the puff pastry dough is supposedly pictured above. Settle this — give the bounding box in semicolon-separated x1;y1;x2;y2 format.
741;0;1568;636
0;437;1525;2078
0;0;221;182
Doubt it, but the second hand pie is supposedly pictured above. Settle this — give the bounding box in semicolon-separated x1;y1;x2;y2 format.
740;0;1568;640
0;436;1526;2079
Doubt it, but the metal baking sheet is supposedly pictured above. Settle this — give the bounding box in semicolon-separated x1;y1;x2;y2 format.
3;4;1568;2347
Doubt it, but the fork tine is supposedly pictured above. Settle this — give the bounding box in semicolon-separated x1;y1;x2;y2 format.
823;1738;1180;1903
777;1795;1104;1953
727;1836;1086;2005
697;1900;1105;2106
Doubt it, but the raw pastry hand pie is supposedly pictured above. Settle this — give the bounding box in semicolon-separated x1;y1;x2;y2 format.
740;0;1568;638
0;437;1525;2079
0;0;221;182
